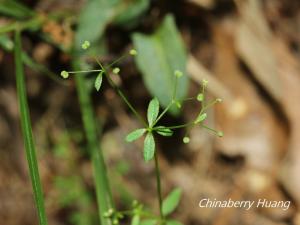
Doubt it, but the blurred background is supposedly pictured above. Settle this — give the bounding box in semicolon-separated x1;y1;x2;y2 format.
1;0;300;224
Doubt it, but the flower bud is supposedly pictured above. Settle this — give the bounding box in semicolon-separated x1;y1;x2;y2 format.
183;136;190;144
60;70;69;79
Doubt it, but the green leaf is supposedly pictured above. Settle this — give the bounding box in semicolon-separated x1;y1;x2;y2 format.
140;220;157;225
114;0;150;27
131;215;140;225
0;34;14;51
166;220;183;225
75;0;118;50
15;31;48;225
147;98;159;127
143;133;155;161
126;128;146;142
0;0;34;19
132;14;189;115
162;188;182;216
95;72;103;91
194;112;207;124
156;126;173;137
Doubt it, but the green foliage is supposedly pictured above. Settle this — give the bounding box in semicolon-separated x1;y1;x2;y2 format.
75;0;150;50
14;30;48;225
147;98;160;127
162;188;182;216
143;133;155;162
126;128;146;142
0;34;14;50
62;14;224;224
114;0;150;27
0;0;34;19
75;0;116;49
140;220;157;225
156;126;173;137
94;71;103;91
166;220;183;225
195;112;207;124
131;215;140;225
73;60;113;225
132;14;189;115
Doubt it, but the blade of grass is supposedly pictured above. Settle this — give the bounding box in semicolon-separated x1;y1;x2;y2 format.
73;58;113;225
14;30;48;225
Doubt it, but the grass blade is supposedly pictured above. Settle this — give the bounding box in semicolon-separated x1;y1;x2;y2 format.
73;59;113;225
14;30;48;225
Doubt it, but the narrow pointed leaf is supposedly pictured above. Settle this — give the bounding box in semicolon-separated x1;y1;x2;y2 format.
15;31;48;225
195;112;207;124
95;72;103;91
156;126;173;137
143;133;155;161
162;188;182;216
147;98;159;127
126;128;146;142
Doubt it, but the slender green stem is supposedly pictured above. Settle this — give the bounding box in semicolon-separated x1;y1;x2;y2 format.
172;76;179;100
182;96;196;102
68;69;102;74
101;69;148;127
73;59;113;225
106;54;127;69
159;121;195;130
0;15;45;34
201;124;219;135
201;99;219;111
15;30;48;225
153;101;174;127
154;152;164;221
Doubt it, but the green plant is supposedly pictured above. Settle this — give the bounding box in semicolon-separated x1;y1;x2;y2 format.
15;30;48;225
61;41;223;225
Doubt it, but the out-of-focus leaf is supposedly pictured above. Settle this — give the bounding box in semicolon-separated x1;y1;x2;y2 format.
131;215;140;225
162;188;182;216
0;34;14;51
0;0;34;19
75;0;119;50
140;219;157;225
132;14;188;115
114;0;150;27
166;220;183;225
143;133;155;161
